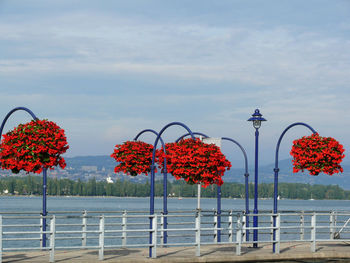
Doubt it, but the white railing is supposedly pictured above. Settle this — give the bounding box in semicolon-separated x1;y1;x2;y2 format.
0;210;350;262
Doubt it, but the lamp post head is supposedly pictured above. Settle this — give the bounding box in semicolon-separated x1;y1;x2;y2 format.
248;109;267;129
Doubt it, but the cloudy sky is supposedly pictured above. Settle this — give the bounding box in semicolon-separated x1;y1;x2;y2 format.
0;0;349;168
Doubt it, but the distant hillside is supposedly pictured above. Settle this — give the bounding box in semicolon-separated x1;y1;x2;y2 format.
65;155;116;170
64;155;350;189
224;158;350;190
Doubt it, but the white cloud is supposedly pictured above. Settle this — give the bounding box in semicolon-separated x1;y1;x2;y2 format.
0;1;349;164
1;10;349;89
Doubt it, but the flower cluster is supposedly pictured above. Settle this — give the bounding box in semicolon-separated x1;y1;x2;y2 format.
290;133;345;176
157;138;231;188
111;141;155;176
0;119;69;174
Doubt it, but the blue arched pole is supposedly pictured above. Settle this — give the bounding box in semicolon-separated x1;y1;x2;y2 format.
134;129;169;244
272;122;317;252
149;122;196;258
0;107;49;247
0;107;38;135
175;132;209;142
42;167;48;247
221;137;250;241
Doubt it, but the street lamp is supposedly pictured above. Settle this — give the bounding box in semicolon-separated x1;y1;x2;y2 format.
248;109;266;248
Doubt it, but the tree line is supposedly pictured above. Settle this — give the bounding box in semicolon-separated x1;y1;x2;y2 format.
0;175;349;200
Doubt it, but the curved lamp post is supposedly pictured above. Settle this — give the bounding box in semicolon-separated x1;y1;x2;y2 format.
0;107;48;247
247;109;266;248
0;107;39;135
272;122;316;252
133;129;169;244
221;137;250;241
175;132;209;142
176;133;250;241
149;122;196;258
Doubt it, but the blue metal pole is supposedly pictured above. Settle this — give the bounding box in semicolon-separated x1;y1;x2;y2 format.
247;109;266;245
42;168;47;247
163;167;168;244
253;128;259;248
272;122;316;252
149;122;196;258
217;185;221;242
149;163;155;256
273;168;279;214
134;129;168;244
272;167;279;253
244;172;250;241
0;107;46;246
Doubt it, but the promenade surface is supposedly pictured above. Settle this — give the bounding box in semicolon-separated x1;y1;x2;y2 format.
3;241;350;263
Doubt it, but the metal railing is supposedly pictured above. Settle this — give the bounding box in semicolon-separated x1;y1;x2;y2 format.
0;210;350;262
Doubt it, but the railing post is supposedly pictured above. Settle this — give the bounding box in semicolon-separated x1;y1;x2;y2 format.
330;211;336;240
82;210;87;247
160;213;164;247
270;214;274;241
300;211;304;241
49;216;56;263
40;214;44;249
0;216;2;263
195;210;201;257
274;214;280;254
99;215;105;261
122;211;127;247
214;212;218;243
236;215;242;256
163;211;168;246
228;211;233;243
311;213;316;253
151;214;157;258
242;213;246;242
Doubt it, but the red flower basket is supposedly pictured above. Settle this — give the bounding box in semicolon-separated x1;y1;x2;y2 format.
0;119;69;174
111;141;155;176
157;138;231;188
290;133;345;176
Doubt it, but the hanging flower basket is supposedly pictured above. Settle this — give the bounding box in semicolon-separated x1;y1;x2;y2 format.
290;133;345;176
157;138;231;188
111;141;155;176
0;119;69;174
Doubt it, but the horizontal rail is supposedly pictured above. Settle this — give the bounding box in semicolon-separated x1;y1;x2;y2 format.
0;210;350;262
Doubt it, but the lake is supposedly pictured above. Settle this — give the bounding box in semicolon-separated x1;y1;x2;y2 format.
0;196;350;213
1;196;350;249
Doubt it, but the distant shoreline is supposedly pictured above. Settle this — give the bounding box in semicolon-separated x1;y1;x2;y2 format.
1;175;350;200
1;195;350;201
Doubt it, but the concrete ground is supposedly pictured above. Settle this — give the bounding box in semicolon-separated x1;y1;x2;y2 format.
3;241;350;263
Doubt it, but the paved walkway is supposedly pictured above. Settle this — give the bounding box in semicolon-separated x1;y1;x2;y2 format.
3;241;350;262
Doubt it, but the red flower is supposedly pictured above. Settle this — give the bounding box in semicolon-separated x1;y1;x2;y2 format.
157;138;231;188
290;133;345;176
0;119;69;174
111;141;155;176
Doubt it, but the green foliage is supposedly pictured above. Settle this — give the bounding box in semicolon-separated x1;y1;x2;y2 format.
0;176;349;200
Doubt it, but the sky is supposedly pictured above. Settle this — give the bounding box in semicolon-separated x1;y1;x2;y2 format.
0;0;350;168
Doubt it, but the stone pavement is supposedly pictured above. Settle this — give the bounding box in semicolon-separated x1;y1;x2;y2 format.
3;241;350;262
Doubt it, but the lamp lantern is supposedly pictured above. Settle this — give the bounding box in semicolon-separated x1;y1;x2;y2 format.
248;109;266;129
